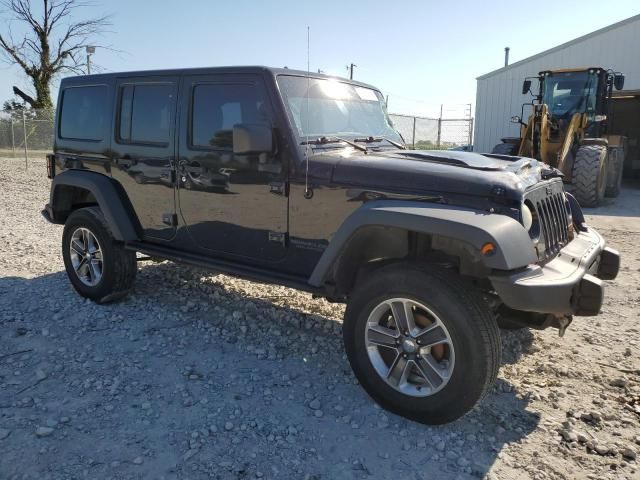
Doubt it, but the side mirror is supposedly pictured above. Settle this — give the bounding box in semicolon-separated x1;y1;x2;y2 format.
510;115;522;124
614;74;625;91
522;80;532;95
233;124;273;155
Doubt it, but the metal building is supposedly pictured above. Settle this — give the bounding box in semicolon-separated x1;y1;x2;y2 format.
473;14;640;177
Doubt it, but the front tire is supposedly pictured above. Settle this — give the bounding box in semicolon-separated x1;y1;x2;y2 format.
572;144;608;207
62;207;137;303
343;263;501;424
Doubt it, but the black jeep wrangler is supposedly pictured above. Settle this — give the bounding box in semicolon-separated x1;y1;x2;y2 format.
43;66;619;424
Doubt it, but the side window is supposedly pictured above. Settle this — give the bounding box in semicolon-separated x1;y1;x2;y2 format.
118;84;173;145
191;83;271;150
59;86;107;141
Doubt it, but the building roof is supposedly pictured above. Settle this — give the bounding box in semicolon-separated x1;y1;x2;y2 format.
477;13;640;80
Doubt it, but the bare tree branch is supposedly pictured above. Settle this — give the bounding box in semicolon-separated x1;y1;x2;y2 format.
12;85;36;105
0;0;111;109
0;32;33;74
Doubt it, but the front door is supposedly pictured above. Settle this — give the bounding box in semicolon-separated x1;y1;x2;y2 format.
177;73;287;263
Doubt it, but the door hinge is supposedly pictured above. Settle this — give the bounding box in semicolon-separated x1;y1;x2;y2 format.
270;181;288;196
162;213;178;226
268;231;288;246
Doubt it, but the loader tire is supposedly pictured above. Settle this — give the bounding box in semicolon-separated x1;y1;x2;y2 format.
572;144;608;207
605;145;625;198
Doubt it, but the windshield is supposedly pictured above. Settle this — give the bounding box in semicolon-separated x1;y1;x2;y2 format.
277;75;403;144
542;71;597;118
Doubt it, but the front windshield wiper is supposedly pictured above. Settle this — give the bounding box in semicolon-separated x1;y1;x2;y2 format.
353;136;406;150
300;136;368;153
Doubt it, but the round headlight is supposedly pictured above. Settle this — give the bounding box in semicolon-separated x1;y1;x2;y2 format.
521;203;533;230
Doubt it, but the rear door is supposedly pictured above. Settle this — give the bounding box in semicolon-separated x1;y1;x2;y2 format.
110;76;178;241
177;73;288;263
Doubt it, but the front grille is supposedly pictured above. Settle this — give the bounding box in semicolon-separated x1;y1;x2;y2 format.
524;179;570;259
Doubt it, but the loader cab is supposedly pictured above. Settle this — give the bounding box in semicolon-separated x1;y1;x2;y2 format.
536;68;624;139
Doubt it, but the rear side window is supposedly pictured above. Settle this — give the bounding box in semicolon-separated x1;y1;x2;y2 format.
191;83;270;149
118;84;173;145
59;86;107;141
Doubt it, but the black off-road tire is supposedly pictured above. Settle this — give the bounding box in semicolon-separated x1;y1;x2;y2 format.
62;207;137;303
491;143;519;155
572;144;608;207
605;145;625;198
343;263;501;424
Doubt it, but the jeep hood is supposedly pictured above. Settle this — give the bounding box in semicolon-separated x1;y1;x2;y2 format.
322;149;551;201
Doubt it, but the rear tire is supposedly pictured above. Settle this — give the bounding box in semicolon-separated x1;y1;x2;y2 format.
343;262;501;424
572;144;608;207
605;145;625;198
62;207;137;303
491;143;519;155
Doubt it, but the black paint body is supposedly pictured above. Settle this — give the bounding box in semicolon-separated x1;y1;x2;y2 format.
50;66;541;284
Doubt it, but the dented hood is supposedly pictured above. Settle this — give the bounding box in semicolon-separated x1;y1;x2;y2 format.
320;149;551;201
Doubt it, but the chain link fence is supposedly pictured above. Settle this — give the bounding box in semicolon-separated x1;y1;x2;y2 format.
0;109;54;166
388;113;474;150
0;107;475;165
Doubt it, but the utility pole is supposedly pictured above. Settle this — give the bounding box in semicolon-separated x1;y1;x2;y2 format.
22;109;28;169
436;104;443;149
412;116;416;149
10;117;16;156
86;46;96;74
348;63;356;80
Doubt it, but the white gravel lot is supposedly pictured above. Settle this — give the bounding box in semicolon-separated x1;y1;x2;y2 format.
0;156;638;480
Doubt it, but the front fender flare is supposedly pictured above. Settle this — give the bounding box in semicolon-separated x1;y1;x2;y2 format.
308;201;537;287
49;170;140;242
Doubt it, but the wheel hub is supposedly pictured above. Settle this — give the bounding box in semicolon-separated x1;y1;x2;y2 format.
401;338;417;354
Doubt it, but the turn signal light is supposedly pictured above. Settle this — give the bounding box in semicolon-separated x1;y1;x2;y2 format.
481;242;496;256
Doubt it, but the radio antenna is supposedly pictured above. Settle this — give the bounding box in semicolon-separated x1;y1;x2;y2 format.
304;26;311;198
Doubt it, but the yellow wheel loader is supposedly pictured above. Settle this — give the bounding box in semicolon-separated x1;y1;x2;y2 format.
492;68;626;207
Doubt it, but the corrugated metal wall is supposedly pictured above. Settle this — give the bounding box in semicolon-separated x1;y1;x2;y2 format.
474;16;640;153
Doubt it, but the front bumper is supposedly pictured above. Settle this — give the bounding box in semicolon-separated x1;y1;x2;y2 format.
489;227;619;316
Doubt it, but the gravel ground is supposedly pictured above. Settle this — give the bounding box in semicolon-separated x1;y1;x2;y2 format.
0;157;638;480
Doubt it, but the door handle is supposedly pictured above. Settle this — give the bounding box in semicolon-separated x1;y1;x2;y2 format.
118;159;134;168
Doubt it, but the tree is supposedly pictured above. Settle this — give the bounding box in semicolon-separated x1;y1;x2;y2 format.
0;0;109;110
2;98;39;119
2;99;26;115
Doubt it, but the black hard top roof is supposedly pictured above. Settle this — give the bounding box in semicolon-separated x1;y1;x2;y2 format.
60;65;380;91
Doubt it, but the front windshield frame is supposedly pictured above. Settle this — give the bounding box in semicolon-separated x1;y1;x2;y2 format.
276;74;403;147
542;71;598;119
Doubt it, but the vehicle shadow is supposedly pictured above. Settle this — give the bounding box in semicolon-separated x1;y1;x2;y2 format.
0;264;541;480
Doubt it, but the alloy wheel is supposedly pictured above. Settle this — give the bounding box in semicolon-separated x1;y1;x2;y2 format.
365;298;455;397
69;227;103;287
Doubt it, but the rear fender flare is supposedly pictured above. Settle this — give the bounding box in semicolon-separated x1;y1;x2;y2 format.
308;200;537;287
50;170;140;242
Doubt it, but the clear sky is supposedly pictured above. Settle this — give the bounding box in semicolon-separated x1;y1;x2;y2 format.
1;0;638;117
